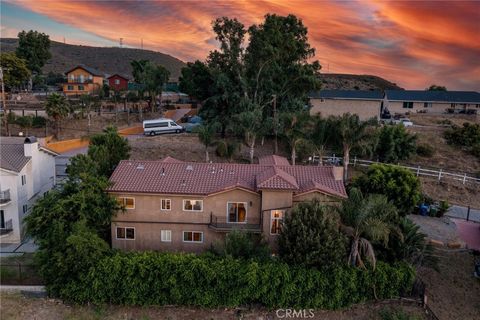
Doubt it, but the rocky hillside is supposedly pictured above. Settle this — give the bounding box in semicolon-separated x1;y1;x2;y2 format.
320;73;403;90
1;38;186;80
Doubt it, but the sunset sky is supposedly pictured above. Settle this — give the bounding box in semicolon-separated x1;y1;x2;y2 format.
1;0;479;90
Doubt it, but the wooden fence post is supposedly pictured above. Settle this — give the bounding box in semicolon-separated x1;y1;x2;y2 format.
353;156;357;167
463;173;467;185
416;166;420;177
438;169;442;182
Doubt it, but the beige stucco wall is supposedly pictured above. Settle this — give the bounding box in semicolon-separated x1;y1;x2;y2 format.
293;191;341;204
386;101;478;115
310;98;381;120
111;189;262;252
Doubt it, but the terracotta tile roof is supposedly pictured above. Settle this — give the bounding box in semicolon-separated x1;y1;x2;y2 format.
258;155;291;166
109;157;347;198
256;167;299;190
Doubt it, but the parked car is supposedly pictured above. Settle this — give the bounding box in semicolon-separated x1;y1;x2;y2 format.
394;118;414;127
183;116;203;133
143;118;184;135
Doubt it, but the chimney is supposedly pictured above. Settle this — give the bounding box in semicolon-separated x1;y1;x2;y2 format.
331;166;344;181
24;136;38;157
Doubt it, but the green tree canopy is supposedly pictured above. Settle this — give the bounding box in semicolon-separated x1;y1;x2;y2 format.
374;125;417;163
179;60;214;101
353;164;422;215
0;52;31;90
45;93;69;139
426;84;447;91
279;111;312;165
279;200;348;269
16;30;51;73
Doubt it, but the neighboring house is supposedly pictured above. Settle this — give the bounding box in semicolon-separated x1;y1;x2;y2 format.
0;137;57;243
107;155;347;253
309;90;383;120
107;74;129;92
62;65;104;96
384;90;480;115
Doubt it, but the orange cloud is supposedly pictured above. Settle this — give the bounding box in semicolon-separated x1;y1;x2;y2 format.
7;0;480;90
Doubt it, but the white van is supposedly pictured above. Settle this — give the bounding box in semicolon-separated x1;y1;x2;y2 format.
143;118;184;135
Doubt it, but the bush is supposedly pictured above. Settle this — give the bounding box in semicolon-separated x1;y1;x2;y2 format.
61;251;415;308
416;144;434;157
444;123;480;157
32;116;46;128
353;164;421;215
279;200;348;269
374;125;417;163
215;139;240;161
211;230;270;261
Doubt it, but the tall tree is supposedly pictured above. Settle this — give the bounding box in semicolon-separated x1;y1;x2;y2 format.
279;200;348;269
426;84;447;91
232;106;265;163
0;53;31;89
144;63;170;111
45;93;69;139
279;112;311;165
16;30;51;74
333;113;374;180
179;60;214;102
338;188;400;269
195;123;219;162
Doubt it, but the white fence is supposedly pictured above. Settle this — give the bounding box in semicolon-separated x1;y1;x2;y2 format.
310;155;480;186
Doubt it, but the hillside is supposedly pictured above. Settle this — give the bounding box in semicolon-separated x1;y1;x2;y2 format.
1;38;401;89
0;38;186;80
320;73;403;90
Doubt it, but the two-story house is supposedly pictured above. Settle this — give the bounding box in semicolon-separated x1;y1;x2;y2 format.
107;155;347;253
107;74;129;92
63;65;104;96
0;137;57;243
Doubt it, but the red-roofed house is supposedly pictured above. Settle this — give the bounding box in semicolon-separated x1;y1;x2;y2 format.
108;155;346;252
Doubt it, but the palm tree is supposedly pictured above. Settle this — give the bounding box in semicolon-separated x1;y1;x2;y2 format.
310;115;333;165
195;123;219;162
334;113;373;181
280;112;311;165
338;188;400;269
45;93;69;139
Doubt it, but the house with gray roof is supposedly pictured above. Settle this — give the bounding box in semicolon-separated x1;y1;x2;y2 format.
107;155;346;253
309;90;384;120
384;90;480;115
0;137;57;243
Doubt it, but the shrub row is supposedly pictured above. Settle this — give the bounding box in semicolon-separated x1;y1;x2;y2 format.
61;252;415;309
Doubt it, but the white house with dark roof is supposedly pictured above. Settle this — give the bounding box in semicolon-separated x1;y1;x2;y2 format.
0;137;57;243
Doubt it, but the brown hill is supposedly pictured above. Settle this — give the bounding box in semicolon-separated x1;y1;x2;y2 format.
320;73;403;90
1;38;186;80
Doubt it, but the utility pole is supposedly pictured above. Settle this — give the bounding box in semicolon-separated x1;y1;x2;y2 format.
272;94;278;154
119;38;123;48
141;38;143;50
0;67;9;136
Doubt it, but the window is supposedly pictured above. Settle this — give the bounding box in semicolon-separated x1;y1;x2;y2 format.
144;122;169;128
116;227;135;240
424;102;432;108
270;210;284;235
161;230;172;242
21;175;26;185
227;202;247;223
183;200;203;211
161;199;171;211
402;102;414;109
23;204;28;214
67;85;74;91
115;79;120;85
70;74;74;80
169;122;178;127
183;231;203;243
78;85;85;91
0;210;4;229
118;197;135;209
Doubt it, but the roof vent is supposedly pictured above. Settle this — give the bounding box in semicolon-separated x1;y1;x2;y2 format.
186;165;193;171
229;170;235;175
181;179;186;186
161;167;165;176
136;164;145;170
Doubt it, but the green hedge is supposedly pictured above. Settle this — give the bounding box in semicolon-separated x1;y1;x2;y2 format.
61;252;415;309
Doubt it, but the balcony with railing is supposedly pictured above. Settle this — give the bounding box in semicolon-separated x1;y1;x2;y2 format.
209;213;262;233
0;219;13;235
0;189;11;205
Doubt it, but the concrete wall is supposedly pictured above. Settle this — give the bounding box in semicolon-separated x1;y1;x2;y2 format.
310;98;381;120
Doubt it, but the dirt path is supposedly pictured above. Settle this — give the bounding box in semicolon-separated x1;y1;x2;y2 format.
0;293;427;320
